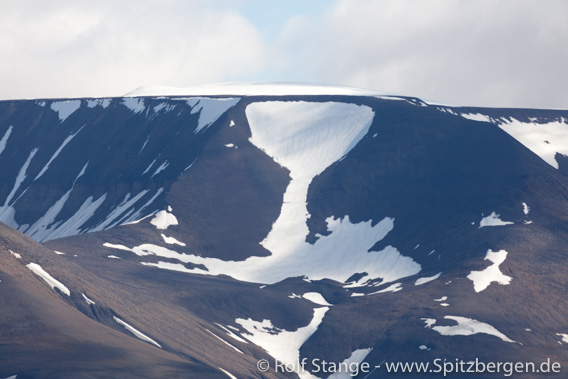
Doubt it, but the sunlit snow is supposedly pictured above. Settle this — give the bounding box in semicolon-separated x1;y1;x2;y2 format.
113;316;161;348
328;348;373;379
161;233;186;246
150;209;178;230
467;249;512;292
185;97;240;133
108;101;421;286
425;316;515;343
236;307;328;379
26;263;70;296
82;293;95;305
415;272;442;286
35;126;85;180
497;118;568;169
302;292;332;306
479;212;514;228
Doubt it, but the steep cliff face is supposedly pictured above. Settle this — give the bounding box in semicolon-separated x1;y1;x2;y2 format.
2;86;568;378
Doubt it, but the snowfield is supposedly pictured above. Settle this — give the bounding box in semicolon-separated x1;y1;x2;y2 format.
111;101;421;286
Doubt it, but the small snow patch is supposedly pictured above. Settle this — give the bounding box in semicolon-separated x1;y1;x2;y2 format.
150;210;178;230
54;251;65;255
434;296;447;302
107;255;122;259
114;316;161;348
415;272;442;286
225;143;235;148
557;333;568;344
440;303;450;307
460;113;492;123
82;293;95;305
522;202;530;215
26;263;70;296
122;98;145;114
51;100;81;122
205;329;243;354
419;345;430;350
302;292;332;306
467;249;512;292
218;368;237;379
429;316;515;343
9;250;21;259
161;233;186;246
479;212;514;228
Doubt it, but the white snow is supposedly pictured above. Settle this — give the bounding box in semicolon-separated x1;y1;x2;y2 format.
43;193;107;240
496;118;568;169
122;98;145;114
92;190;149;232
460;113;492;123
54;251;65;255
125;82;392;97
205;329;243;354
422;318;437;328
35;127;84;180
328;348;373;379
479;212;514;228
427;316;515;343
556;333;568;344
82;293;95;305
86;98;111;108
151;161;169;177
419;345;429;350
161;233;186;246
26;163;89;241
371;282;402;294
467;249;512;292
0;126;13;156
302;292;332;306
225;143;234;148
107;255;122;259
3;148;38;207
440;303;450;307
214;323;249;344
229;120;235;127
415;272;442;286
142;159;156;175
185;97;240;133
51;100;81;122
434;296;448;302
522;202;530;215
150;209;178;230
113;316;161;348
236;307;328;378
218;368;237;379
9;250;21;259
103;243;132;251
111;101;420;286
26;263;70;296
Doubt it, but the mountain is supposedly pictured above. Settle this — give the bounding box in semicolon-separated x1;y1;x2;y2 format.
1;83;568;378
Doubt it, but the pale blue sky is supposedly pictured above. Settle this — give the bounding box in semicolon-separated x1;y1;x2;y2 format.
1;0;567;108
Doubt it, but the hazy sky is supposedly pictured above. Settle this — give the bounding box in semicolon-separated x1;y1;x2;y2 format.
1;0;567;108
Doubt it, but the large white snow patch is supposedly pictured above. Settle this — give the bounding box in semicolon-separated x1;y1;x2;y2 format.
115;101;421;285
